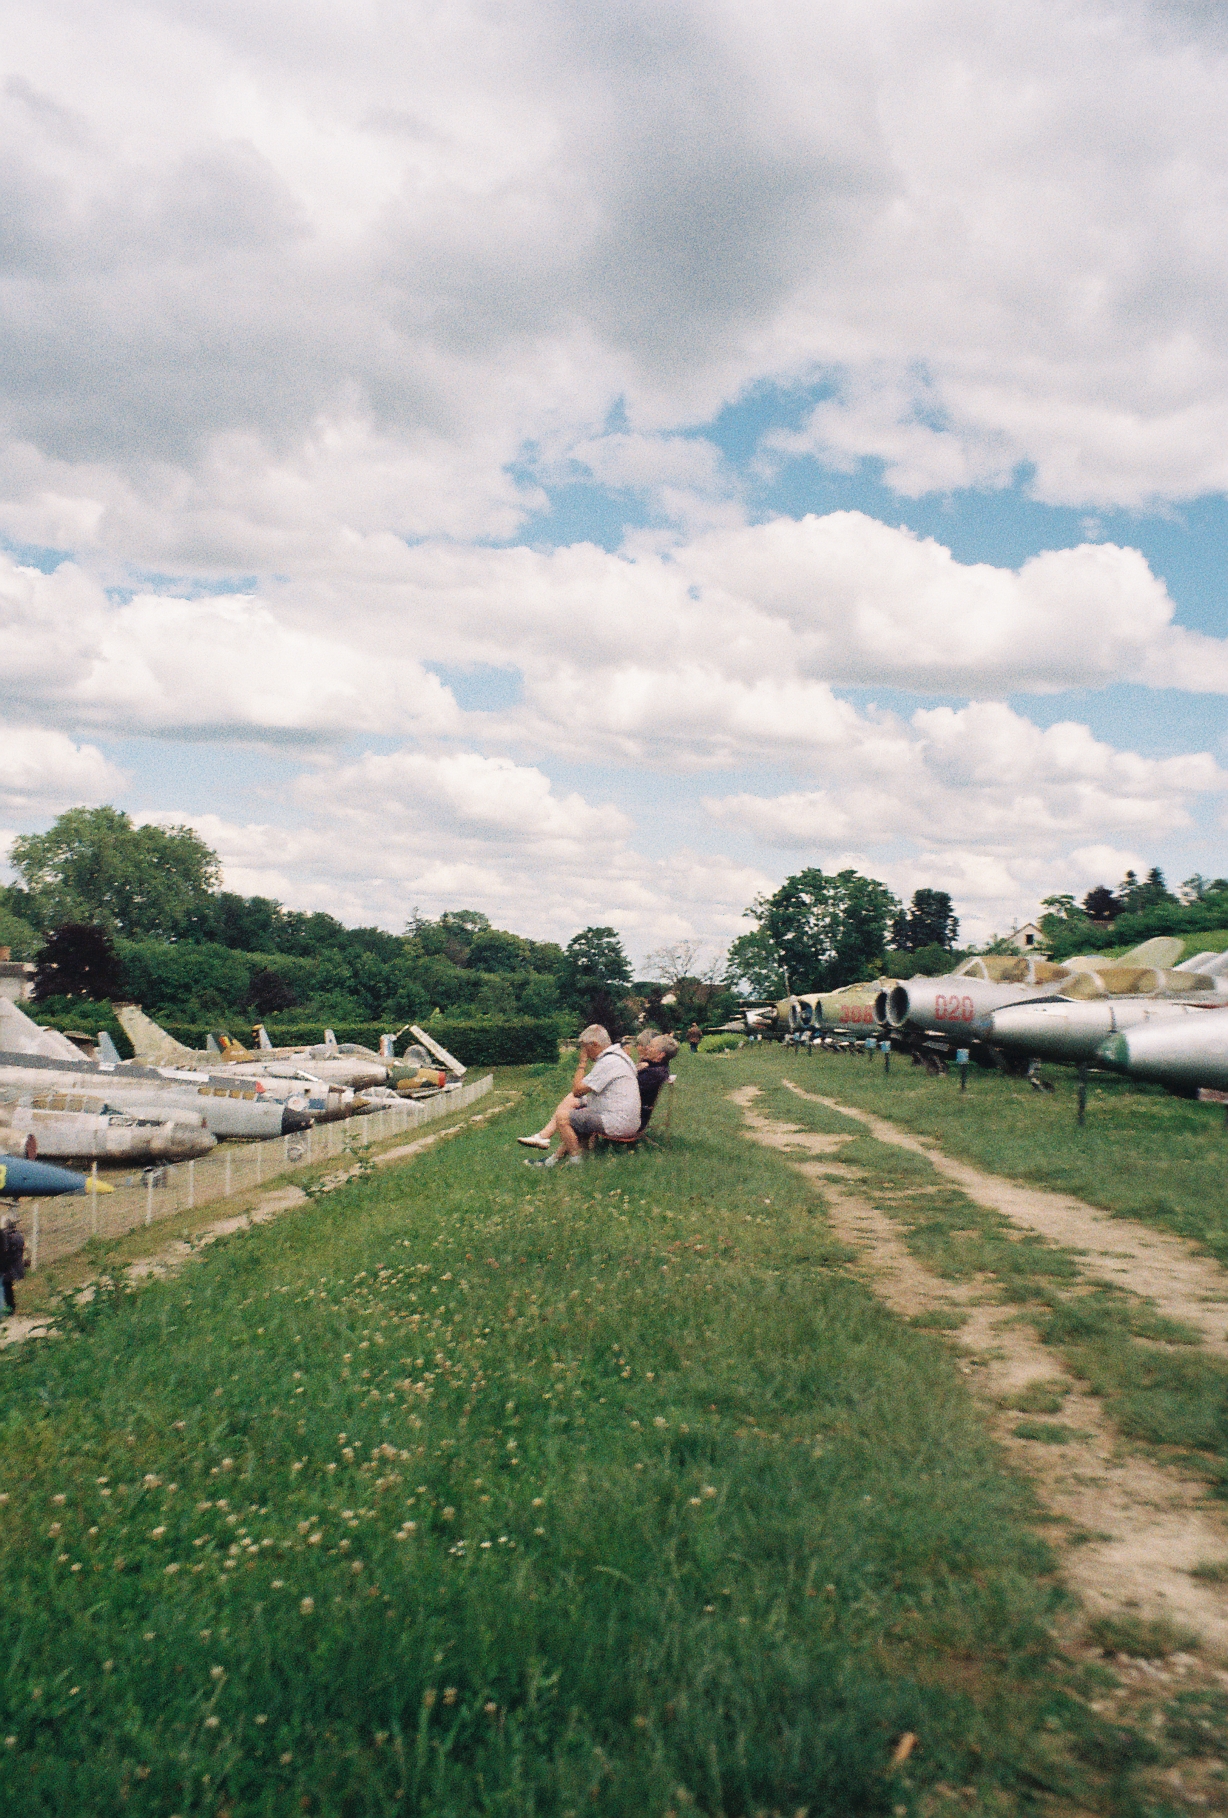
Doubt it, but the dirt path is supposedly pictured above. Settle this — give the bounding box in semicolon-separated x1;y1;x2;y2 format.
0;1097;514;1347
782;1077;1228;1356
732;1083;1228;1656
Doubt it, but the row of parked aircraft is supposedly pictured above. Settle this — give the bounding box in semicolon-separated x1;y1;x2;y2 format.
739;936;1228;1096
0;998;466;1182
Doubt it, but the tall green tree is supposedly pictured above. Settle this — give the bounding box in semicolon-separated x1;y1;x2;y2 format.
724;928;786;999
32;923;124;1003
561;926;633;1034
890;888;959;953
11;806;220;940
747;868;899;993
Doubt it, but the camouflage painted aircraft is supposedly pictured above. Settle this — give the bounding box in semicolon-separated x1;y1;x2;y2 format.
882;938;1228;1056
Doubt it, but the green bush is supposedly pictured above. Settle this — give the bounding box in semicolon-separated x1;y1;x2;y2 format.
698;1032;743;1053
429;1019;560;1067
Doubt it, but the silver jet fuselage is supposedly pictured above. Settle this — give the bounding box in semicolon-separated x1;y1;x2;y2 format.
0;1095;216;1163
989;996;1223;1066
0;1052;311;1137
224;1056;386;1091
884;975;1070;1042
1096;1007;1228;1094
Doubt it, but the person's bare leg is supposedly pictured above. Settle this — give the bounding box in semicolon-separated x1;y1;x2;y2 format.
555;1109;582;1158
520;1093;578;1147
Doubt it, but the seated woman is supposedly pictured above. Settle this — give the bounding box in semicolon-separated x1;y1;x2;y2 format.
635;1033;678;1130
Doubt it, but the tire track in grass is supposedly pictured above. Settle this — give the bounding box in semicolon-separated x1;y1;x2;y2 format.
781;1077;1228;1357
732;1083;1228;1657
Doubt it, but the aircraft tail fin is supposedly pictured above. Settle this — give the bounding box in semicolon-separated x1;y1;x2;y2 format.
97;1030;122;1064
323;1028;338;1051
1120;936;1185;969
114;1004;200;1067
254;1024;275;1051
0;999;83;1062
410;1024;466;1078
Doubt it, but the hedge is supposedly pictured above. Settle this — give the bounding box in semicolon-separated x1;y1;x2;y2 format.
425;1020;559;1067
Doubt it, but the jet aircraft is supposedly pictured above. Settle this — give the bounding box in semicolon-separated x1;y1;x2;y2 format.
1096;1007;1228;1095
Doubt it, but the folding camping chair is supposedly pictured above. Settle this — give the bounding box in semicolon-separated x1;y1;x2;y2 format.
593;1074;677;1154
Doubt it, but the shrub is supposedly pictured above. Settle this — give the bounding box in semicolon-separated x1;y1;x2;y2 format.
429;1019;560;1066
698;1032;743;1053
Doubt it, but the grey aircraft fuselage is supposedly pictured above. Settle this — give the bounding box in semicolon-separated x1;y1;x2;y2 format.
1096;1007;1228;1094
0;1094;217;1163
987;996;1224;1066
0;1051;312;1138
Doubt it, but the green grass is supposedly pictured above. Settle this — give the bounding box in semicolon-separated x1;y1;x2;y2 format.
1086;1616;1199;1660
0;1058;1148;1815
747;1055;1228;1501
1011;1423;1083;1446
780;1039;1228;1267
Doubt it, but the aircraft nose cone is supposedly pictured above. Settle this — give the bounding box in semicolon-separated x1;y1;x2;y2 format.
0;1156;93;1195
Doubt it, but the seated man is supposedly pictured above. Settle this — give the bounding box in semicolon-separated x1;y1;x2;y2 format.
635;1032;678;1131
518;1024;640;1166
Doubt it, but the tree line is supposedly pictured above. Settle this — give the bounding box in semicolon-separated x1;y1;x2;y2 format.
2;807;728;1036
20;804;1213;1035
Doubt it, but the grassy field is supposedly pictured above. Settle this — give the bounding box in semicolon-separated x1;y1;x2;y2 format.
778;1039;1228;1266
748;1056;1228;1499
0;1057;1183;1816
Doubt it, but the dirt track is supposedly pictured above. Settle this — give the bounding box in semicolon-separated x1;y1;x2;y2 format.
782;1078;1228;1356
733;1082;1228;1656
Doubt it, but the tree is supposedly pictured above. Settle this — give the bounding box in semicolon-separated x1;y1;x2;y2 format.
32;923;124;1003
1180;875;1228;905
1082;885;1121;922
890;888;959;953
746;868;899;994
11;806;220;940
561;927;633;1033
643;940;708;987
724;928;786;999
243;967;298;1016
1117;867;1176;915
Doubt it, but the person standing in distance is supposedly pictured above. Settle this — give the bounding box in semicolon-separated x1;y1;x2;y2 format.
685;1022;703;1054
0;1218;26;1317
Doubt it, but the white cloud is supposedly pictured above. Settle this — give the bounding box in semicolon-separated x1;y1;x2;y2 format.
704;700;1225;853
169;761;772;959
2;0;1228;567
0;554;458;737
0;726;122;811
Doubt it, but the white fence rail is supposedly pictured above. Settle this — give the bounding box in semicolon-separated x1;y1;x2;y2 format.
22;1075;493;1270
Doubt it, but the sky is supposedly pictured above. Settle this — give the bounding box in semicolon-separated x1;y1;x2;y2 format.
2;0;1227;967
